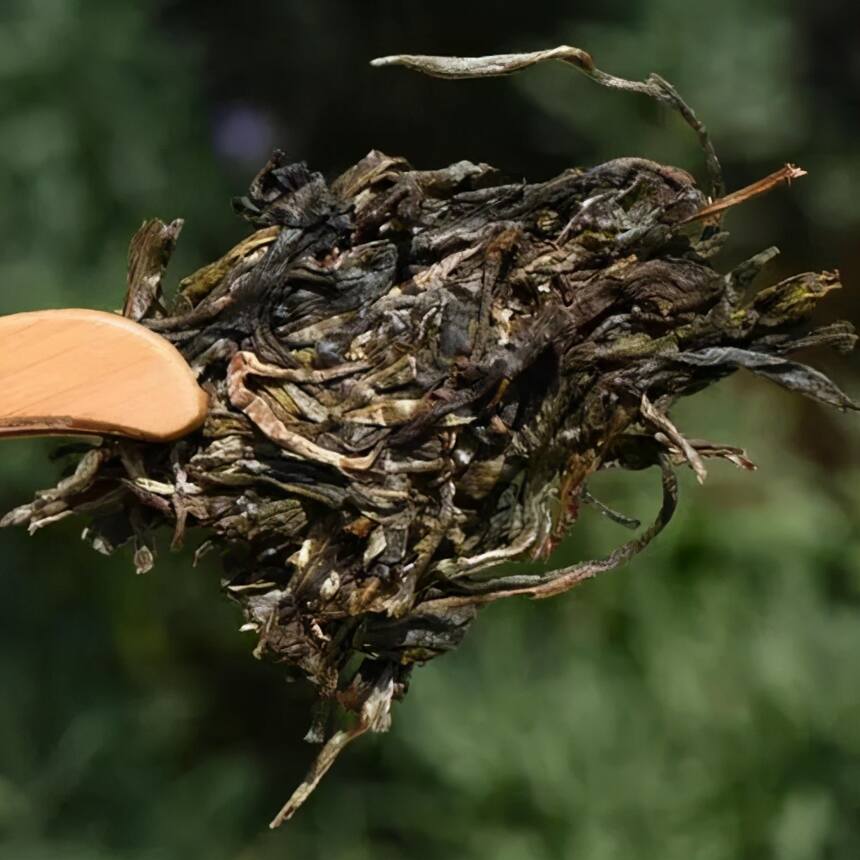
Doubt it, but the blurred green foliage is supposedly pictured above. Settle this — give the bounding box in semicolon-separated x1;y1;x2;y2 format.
0;1;858;858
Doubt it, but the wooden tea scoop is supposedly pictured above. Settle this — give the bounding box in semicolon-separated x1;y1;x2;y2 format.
0;309;208;441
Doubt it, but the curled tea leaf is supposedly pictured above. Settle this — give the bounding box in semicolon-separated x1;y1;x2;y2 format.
370;45;596;78
372;45;724;197
4;50;856;826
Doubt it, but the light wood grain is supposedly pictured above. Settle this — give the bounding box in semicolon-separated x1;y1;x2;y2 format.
0;309;208;441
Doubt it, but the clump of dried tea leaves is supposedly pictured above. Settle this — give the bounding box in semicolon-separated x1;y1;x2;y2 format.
4;48;856;827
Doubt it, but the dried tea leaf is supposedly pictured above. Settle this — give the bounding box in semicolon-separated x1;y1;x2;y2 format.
673;347;858;410
373;45;725;197
124;218;184;321
370;46;596;78
4;47;856;826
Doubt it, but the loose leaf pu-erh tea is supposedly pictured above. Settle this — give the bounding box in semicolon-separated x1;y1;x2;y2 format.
4;48;857;827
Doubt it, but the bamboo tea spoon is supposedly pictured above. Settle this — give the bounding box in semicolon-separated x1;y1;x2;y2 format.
0;309;208;441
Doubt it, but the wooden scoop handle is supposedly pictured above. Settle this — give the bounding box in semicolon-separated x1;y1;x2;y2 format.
0;309;208;442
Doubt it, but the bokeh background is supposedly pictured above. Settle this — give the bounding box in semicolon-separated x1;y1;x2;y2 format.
1;1;859;858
